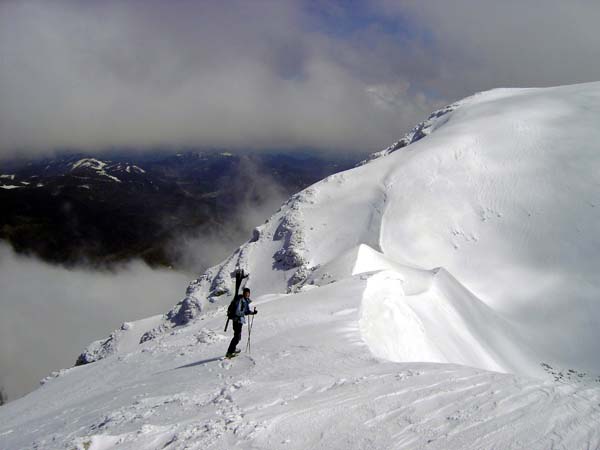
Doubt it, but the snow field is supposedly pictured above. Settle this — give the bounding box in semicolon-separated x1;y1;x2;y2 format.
2;272;599;449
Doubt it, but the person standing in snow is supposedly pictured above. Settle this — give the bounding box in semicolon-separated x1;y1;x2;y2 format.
226;287;257;358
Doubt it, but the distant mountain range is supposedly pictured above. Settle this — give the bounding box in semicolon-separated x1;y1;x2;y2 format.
0;150;364;270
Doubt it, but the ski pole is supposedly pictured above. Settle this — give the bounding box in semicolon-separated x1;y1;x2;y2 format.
245;310;255;353
245;314;252;353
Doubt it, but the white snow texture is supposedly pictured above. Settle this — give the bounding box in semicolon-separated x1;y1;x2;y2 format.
2;82;600;449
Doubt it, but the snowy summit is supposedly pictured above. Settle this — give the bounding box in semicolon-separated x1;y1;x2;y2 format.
2;82;600;449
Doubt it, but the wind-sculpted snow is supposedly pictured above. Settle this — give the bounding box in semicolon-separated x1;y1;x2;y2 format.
360;268;543;377
359;101;460;165
28;81;600;449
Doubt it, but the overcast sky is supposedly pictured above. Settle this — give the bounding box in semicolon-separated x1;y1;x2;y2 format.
1;0;599;158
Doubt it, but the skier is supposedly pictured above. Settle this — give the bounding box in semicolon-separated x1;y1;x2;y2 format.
226;287;257;358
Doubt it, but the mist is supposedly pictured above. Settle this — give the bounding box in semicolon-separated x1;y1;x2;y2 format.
0;0;436;158
169;157;290;274
2;1;600;160
0;243;191;402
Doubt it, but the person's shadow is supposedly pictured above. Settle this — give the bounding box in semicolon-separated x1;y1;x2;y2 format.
174;356;223;369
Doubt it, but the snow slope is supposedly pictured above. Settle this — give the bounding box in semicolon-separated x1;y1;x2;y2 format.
2;81;600;449
2;275;599;449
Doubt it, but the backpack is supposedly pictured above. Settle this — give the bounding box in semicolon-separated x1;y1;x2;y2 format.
227;295;241;320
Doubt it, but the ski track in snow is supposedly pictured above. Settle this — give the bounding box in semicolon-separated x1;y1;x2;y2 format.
3;82;600;449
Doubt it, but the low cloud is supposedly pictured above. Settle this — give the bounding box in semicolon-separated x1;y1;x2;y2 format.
2;1;600;159
0;0;436;158
0;243;191;401
373;0;600;98
169;157;289;274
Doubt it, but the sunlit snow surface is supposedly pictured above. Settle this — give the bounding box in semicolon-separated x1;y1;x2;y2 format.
2;82;600;449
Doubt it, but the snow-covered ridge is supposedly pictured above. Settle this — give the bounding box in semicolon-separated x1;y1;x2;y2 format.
124;164;145;174
1;158;150;193
70;158;147;183
359;102;459;165
0;174;21;189
71;158;107;171
141;81;600;375
71;158;122;183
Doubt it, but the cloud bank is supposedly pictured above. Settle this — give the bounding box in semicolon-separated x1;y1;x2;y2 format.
2;0;599;158
0;0;436;157
375;0;600;98
169;156;289;274
0;243;191;401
